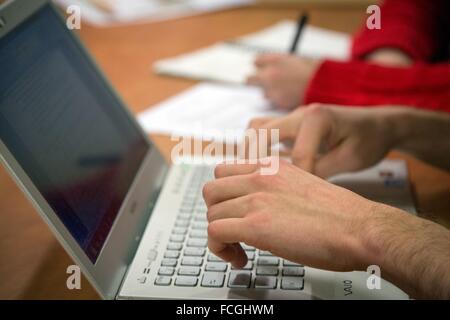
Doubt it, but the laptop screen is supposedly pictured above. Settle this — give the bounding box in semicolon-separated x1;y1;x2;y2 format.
0;4;149;263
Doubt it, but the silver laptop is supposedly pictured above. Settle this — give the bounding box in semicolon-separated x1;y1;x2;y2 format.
0;0;410;300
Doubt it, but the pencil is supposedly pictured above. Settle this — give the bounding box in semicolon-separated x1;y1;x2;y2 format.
289;13;309;54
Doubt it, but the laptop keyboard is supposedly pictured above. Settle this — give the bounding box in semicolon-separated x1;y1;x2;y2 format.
154;165;305;291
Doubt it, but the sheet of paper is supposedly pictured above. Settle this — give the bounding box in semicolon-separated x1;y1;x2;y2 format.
154;20;351;84
54;0;254;27
235;21;351;59
155;43;256;83
137;83;286;143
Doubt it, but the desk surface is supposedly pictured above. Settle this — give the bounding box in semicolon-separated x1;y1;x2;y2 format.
1;4;449;300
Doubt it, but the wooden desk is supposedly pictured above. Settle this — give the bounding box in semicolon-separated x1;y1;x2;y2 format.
1;5;449;300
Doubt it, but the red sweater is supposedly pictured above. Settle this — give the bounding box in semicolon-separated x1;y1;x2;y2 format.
305;0;450;112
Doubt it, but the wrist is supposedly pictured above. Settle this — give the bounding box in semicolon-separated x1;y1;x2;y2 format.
357;202;429;297
352;201;392;270
376;107;415;150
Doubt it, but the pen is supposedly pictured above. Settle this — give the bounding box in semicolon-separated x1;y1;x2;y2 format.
289;13;309;54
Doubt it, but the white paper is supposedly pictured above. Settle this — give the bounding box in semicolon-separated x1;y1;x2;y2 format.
235;21;351;59
53;0;254;27
138;83;286;143
155;20;351;84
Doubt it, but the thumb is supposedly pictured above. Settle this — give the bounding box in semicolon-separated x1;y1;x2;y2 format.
314;139;361;178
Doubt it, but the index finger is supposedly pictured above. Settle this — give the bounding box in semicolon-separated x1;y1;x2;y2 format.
292;109;332;172
214;162;260;179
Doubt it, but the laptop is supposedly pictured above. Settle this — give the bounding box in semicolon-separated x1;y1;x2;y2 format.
0;0;410;300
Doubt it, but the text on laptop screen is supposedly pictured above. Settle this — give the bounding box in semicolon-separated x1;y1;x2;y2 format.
0;5;149;263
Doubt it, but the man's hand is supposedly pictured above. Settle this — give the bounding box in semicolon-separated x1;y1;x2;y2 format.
248;104;396;178
247;54;321;110
203;159;450;299
203;159;376;271
249;104;450;176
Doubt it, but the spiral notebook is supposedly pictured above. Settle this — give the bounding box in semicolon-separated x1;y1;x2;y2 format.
154;20;351;84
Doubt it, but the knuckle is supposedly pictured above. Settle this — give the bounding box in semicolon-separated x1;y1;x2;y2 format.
249;171;268;187
202;182;214;204
247;192;266;208
248;209;272;231
206;205;217;222
214;164;225;179
304;103;327;117
207;221;221;240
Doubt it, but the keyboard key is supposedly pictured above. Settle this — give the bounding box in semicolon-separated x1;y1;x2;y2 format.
241;243;255;251
258;250;273;256
184;247;206;257
181;257;203;266
175;276;198;287
255;276;277;289
175;220;190;228
246;251;255;260
195;208;207;215
172;227;188;235
167;242;183;251
207;254;224;262
178;267;201;276
257;257;279;266
170;234;185;243
158;267;175;276
179;207;194;214
183;195;197;203
177;213;192;221
228;271;252;288
281;277;304;290
205;262;228;272
195;201;207;208
190;230;208;238
187;238;207;247
164;250;180;259
282;267;305;277
137;276;146;284
283;260;303;267
232;261;253;270
191;222;208;230
181;201;196;208
154;276;171;286
161;258;177;267
256;267;279;276
194;216;207;222
201;272;225;287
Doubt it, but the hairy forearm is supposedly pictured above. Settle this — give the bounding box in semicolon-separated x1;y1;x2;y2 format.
363;204;450;299
386;108;450;171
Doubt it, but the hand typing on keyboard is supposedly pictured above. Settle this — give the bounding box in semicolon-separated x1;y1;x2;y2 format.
202;158;377;271
202;158;450;299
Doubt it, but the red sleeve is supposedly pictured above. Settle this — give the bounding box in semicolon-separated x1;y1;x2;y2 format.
352;0;450;61
305;60;450;112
